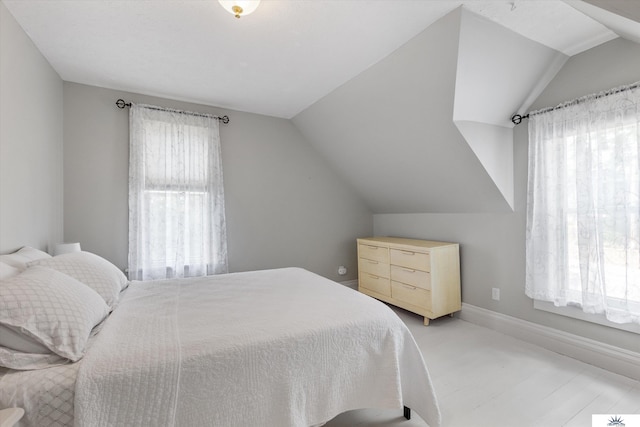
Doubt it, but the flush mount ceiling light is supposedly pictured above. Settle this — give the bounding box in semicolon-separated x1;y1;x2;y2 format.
218;0;261;19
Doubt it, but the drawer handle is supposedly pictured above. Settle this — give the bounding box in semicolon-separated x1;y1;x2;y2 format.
402;268;415;273
401;250;415;256
368;246;379;250
367;260;379;265
368;274;379;279
400;283;417;290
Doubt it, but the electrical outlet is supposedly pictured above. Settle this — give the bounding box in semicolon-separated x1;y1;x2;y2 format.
492;288;500;301
338;266;347;276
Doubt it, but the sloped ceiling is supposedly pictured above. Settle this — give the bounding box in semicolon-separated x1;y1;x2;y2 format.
452;9;569;209
2;0;628;119
293;8;508;214
292;7;571;213
5;0;640;215
568;0;640;44
293;3;640;214
580;0;640;29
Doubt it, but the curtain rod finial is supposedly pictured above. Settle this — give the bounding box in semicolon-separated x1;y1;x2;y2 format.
511;114;526;125
116;99;131;109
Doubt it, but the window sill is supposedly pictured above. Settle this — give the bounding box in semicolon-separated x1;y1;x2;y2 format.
534;300;640;335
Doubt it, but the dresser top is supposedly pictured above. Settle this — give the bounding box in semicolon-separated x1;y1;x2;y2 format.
357;236;458;250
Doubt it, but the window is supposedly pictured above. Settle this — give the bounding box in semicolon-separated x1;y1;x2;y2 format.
128;104;227;280
525;83;640;326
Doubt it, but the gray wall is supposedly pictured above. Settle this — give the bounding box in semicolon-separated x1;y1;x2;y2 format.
0;2;63;254
374;37;640;353
63;82;372;281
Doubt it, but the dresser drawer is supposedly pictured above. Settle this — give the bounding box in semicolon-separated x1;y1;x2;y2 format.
359;258;390;278
360;273;391;296
391;281;431;309
390;249;430;271
359;243;389;263
390;265;431;290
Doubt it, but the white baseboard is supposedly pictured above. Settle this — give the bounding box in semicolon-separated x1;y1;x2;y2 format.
458;303;640;381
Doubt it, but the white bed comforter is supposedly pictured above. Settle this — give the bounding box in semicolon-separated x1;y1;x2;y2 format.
75;267;440;427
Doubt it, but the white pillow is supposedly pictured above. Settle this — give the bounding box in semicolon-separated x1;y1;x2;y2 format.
0;346;68;370
28;251;128;309
0;324;50;353
0;262;20;279
0;266;109;366
0;246;51;271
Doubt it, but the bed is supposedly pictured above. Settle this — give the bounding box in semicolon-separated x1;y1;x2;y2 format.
0;248;441;427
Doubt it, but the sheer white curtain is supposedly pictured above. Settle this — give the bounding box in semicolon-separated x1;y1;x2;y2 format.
526;82;640;325
128;104;228;281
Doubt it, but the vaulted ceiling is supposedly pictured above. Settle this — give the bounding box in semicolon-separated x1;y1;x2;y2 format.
292;2;640;213
293;7;562;213
4;0;640;214
4;0;639;119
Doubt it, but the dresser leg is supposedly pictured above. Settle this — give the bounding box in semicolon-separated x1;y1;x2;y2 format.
423;317;430;326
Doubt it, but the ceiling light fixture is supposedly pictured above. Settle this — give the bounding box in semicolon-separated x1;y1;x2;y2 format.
218;0;261;19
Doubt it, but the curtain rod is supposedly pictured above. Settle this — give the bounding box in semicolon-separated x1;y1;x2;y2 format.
115;99;230;124
510;81;640;125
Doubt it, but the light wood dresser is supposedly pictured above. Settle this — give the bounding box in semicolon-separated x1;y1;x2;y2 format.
357;237;461;325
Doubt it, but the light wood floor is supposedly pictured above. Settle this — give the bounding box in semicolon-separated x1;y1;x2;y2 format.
325;307;640;427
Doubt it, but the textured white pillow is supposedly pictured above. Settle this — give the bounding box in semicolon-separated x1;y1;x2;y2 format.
0;345;68;370
0;266;109;364
0;246;52;271
28;251;128;309
0;262;20;279
0;324;50;353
